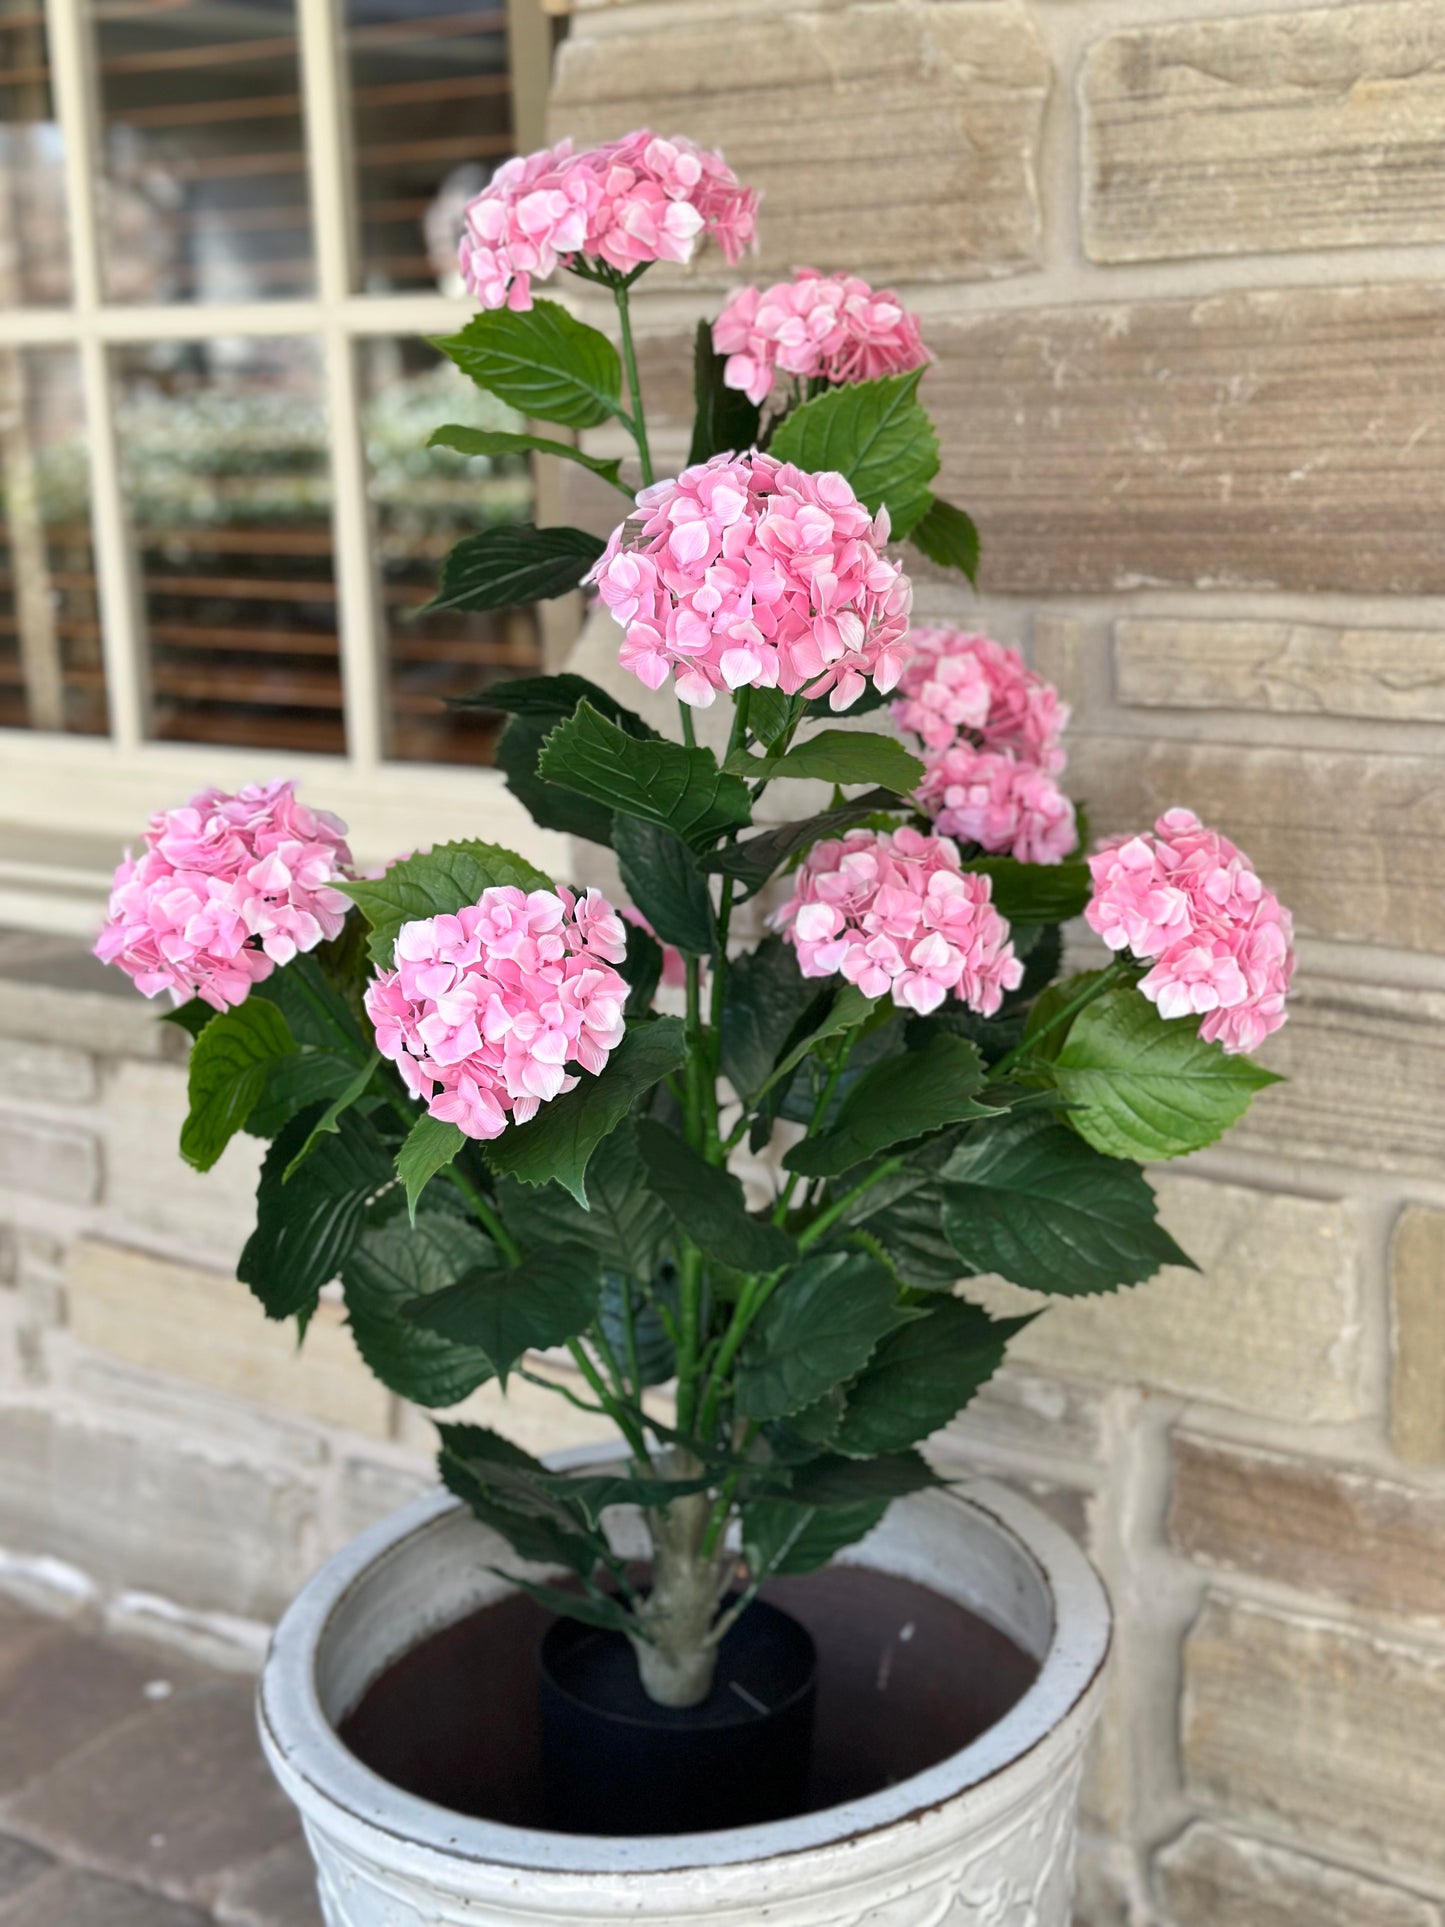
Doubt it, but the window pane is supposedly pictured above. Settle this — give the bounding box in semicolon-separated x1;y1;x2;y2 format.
0;347;105;733
0;0;70;303
345;0;514;295
363;338;541;764
92;0;314;303
115;337;343;753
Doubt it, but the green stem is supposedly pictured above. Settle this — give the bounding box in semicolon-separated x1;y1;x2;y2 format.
677;700;697;748
517;1366;608;1418
445;1168;522;1264
991;955;1129;1080
612;276;654;488
795;1154;906;1255
566;1338;651;1465
696;1271;783;1443
771;1032;859;1225
674;1242;704;1436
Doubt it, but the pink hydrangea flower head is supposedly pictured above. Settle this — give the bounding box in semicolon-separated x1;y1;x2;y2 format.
713;268;930;406
95;780;353;1011
458;131;757;311
916;745;1077;866
772;825;1023;1018
892;628;1069;772
364;884;629;1140
1084;808;1295;1055
588;450;912;710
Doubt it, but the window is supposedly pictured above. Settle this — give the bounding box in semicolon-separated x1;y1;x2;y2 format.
0;0;563;930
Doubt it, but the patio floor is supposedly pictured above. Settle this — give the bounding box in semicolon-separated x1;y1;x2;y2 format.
0;1597;320;1926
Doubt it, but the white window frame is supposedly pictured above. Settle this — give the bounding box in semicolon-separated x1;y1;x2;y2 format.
0;0;569;933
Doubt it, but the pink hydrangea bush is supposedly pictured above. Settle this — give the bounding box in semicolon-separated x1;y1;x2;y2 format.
94;781;353;1011
364;886;629;1140
891;628;1069;771
589;450;912;710
1085;808;1295;1054
712;268;929;406
916;746;1077;866
772;825;1023;1017
459;132;757;311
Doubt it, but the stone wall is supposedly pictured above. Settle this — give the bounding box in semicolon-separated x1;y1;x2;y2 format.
0;3;1441;1924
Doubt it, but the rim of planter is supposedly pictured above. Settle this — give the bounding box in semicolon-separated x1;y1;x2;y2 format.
259;1473;1110;1879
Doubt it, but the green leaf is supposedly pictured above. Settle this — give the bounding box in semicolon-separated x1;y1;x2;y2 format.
765;985;876;1098
687;317;762;466
238;1108;393;1322
784;1035;991;1178
740;729;923;795
283;1061;375;1180
447;672;657;740
495;1573;635;1632
180;998;297;1173
845;1182;963;1290
484;1017;688;1206
964;857;1090;926
599;1272;675;1386
741;1497;888;1577
426;524;605;615
613;817;717;957
500;1124;670;1280
634;1119;797;1273
162;999;214;1040
735;1250;910;1421
436;1423;600;1574
339;840;553;969
432;300;623;429
538;702;751;852
395;1112;465;1222
495;715;614;845
744;686;792;747
768;372;939;534
1049;987;1282;1162
783;1448;941;1506
939;1110;1194;1293
428;423;624;491
834;1298;1029;1455
543;1469;715;1528
619;919;662;1018
342;1213;498;1406
248;1048;370;1140
718;934;826;1104
405;1243;601;1382
702;788;900;897
253;953;368;1059
909;495;979;584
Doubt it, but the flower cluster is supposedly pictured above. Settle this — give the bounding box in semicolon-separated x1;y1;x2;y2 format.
365;887;628;1140
712;268;929;406
917;748;1077;867
95;781;352;1011
1085;809;1294;1055
773;825;1023;1017
459;131;757;312
590;450;912;710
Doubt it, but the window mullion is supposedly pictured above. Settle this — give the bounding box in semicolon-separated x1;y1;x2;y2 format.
298;0;384;772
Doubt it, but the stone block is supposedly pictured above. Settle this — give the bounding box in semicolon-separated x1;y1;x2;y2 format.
1229;979;1445;1178
1155;1820;1442;1927
1084;6;1445;264
0;1869;211;1926
0;1039;95;1106
69;1360;328;1471
0;1404;317;1620
1392;1207;1445;1465
551;1;1049;284
0;1835;51;1904
971;1175;1362;1423
1169;1432;1445;1621
68;1239;392;1439
937;1366;1110;1468
5;1678;297;1906
0;932;181;1062
0;1113;98;1207
1065;734;1445;955
214;1838;322;1927
99;1061;262;1268
1113;618;1445;724
921;283;1445;595
1182;1595;1445;1884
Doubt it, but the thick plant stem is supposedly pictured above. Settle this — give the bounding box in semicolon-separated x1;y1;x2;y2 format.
632;1461;725;1707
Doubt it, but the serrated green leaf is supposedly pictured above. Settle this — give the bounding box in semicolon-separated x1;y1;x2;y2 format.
768;371;939;531
739;729;923;795
499;1124;671;1280
180;998;297;1173
395;1112;465;1221
436;1422;600;1573
248;1048;370;1140
342;1213;498;1406
238;1107;393;1322
426;524;605;615
909;495;979;584
495;714;614;845
253;952;368;1059
283;1060;376;1180
702;788;901;897
432;300;623;429
405;1243;600;1381
495;1572;635;1631
634;1119;796;1274
834;1298;1029;1455
744;686;792;747
741;1497;888;1577
428;423;625;491
765;985;876;1098
939;1109;1194;1293
613;817;717;957
1050;987;1281;1162
484;1017;688;1205
687;317;763;466
783;1448;942;1506
339;840;554;969
964;857;1090;926
719;934;826;1103
446;671;657;739
784;1034;991;1178
735;1250;910;1421
538;702;751;851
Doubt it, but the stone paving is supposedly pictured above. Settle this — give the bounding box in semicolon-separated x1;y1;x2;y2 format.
0;1597;320;1926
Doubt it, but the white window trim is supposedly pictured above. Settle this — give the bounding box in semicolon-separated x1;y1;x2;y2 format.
0;0;565;932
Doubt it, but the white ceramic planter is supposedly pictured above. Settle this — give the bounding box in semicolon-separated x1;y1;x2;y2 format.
259;1474;1111;1927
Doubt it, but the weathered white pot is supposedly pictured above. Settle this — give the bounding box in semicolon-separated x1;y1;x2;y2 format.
259;1474;1111;1927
